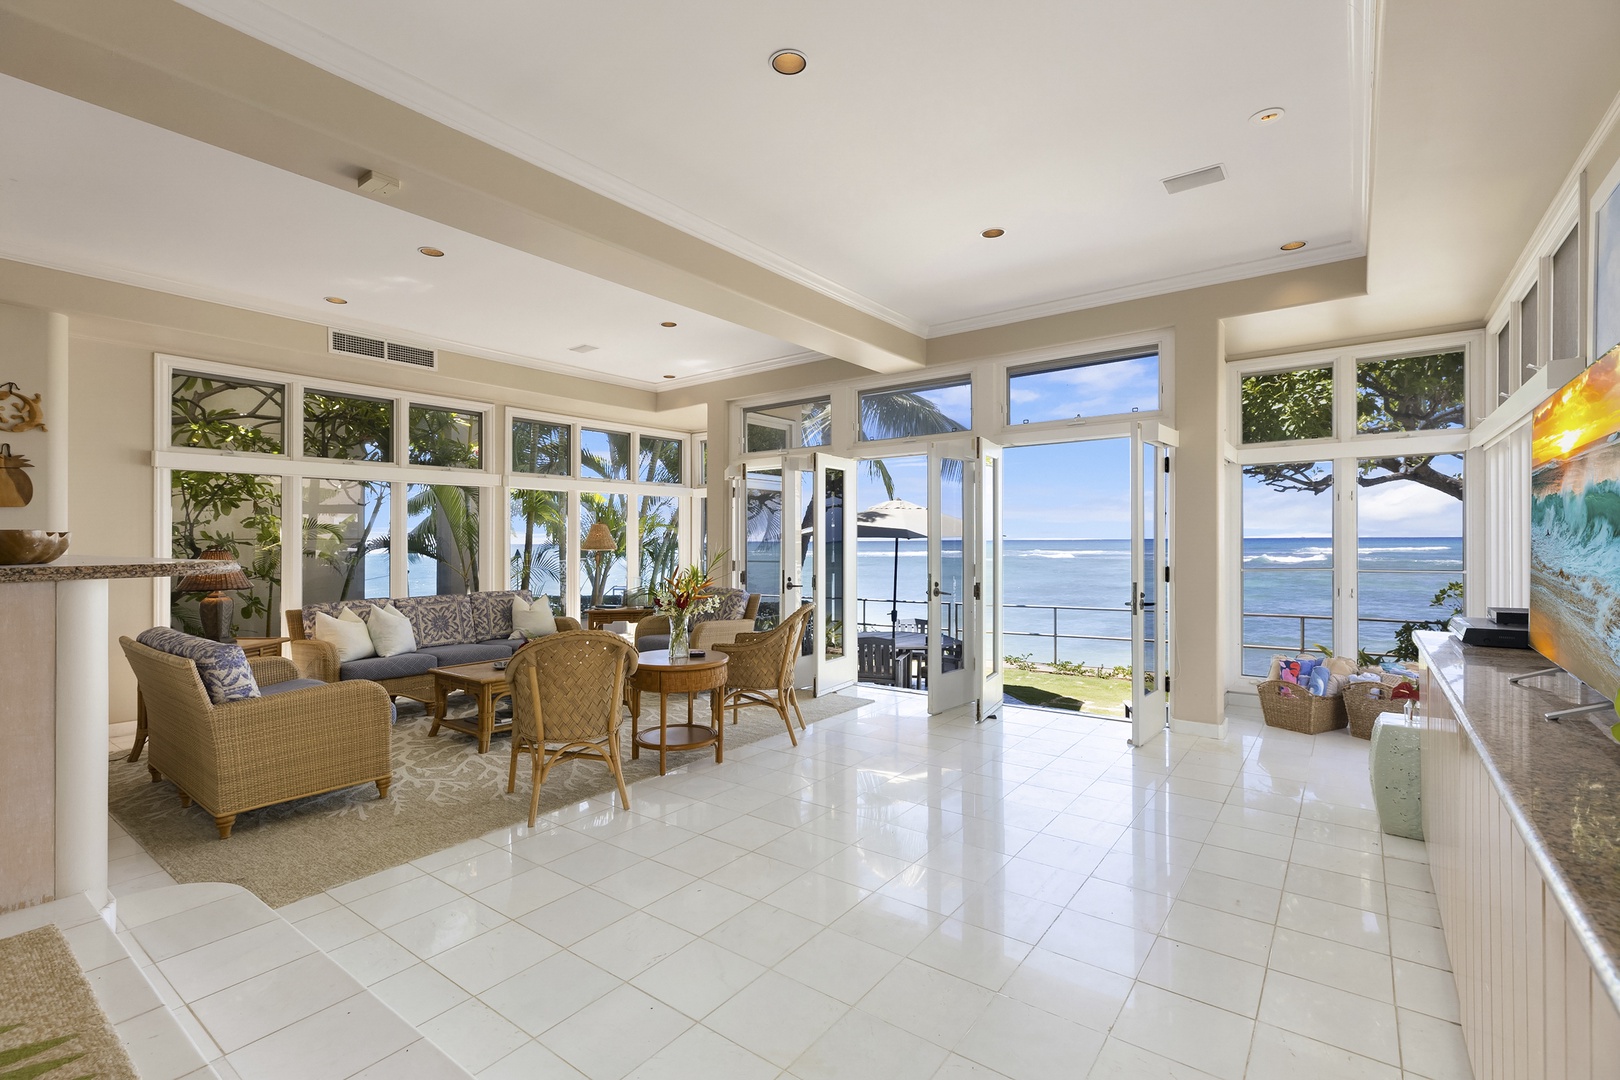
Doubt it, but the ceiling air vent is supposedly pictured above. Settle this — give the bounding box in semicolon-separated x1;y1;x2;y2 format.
1161;164;1226;195
328;329;437;369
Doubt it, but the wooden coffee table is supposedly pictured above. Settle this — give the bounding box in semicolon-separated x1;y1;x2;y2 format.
428;660;513;754
629;650;730;775
585;606;655;631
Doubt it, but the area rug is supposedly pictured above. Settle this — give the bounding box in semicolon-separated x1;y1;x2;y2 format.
0;925;139;1080
108;692;870;908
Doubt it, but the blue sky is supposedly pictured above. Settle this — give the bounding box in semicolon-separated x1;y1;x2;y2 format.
856;444;1463;540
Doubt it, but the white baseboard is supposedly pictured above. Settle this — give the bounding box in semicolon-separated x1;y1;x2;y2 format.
1170;715;1227;739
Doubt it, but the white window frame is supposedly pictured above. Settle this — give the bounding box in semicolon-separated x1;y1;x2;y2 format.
1225;331;1482;691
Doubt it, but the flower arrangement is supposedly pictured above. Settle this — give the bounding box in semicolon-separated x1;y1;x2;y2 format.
650;552;726;657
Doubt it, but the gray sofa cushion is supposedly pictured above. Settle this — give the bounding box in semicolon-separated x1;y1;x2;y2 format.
701;587;749;623
637;634;671;653
257;677;328;696
426;642;516;666
339;652;439;682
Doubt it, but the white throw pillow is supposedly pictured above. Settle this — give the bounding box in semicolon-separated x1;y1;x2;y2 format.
366;602;418;658
510;595;558;640
314;608;377;663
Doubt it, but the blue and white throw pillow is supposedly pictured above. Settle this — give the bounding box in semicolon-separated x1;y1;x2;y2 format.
136;627;261;705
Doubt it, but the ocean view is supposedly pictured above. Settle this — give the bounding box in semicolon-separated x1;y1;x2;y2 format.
368;535;1463;673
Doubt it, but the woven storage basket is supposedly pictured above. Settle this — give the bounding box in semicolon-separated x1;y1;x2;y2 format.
1257;679;1348;735
1343;681;1400;740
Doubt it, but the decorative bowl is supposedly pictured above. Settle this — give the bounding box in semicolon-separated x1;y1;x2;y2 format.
0;529;70;565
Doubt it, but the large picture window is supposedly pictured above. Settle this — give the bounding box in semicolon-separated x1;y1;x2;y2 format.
407;484;480;595
1357;454;1464;659
509;488;566;610
1241;462;1333;676
303;478;390;603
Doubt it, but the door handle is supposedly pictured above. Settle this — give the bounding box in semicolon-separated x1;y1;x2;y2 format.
931;581;942;598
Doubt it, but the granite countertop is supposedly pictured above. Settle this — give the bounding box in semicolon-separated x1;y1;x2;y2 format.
1417;630;1620;1007
0;556;230;583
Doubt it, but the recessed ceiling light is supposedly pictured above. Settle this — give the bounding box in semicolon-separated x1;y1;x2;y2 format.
982;228;1005;238
417;246;444;257
770;49;807;75
323;296;348;304
663;374;677;380
1280;240;1307;251
569;344;599;354
660;321;678;328
1250;107;1286;125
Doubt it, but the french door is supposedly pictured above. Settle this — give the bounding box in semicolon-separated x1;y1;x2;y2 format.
734;453;857;696
1130;422;1177;747
926;438;1004;721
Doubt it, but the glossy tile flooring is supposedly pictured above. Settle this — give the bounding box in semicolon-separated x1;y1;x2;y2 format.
108;692;1474;1079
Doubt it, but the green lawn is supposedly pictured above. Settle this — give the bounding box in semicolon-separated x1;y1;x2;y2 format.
1003;667;1131;718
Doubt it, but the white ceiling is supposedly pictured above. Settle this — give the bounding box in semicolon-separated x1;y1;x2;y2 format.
0;73;819;388
174;0;1373;335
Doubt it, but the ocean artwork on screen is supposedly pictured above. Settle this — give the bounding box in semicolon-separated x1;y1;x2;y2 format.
1530;344;1620;699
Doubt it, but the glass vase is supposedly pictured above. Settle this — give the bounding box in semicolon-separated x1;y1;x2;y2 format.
669;613;690;660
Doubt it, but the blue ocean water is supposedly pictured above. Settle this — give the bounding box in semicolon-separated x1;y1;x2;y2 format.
369;537;1462;671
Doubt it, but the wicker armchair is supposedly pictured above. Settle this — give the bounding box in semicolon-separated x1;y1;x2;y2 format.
634;591;761;653
120;637;393;839
714;604;815;746
507;630;639;825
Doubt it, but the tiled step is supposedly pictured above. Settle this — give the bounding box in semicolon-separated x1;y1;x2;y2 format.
116;883;471;1080
0;892;219;1079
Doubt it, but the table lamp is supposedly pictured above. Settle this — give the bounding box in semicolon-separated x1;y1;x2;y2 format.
175;547;252;642
581;522;616;608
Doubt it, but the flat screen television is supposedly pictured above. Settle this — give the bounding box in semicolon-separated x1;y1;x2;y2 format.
1530;344;1620;700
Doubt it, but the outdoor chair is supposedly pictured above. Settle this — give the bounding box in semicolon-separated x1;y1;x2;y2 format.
715;604;815;745
858;638;910;687
506;629;638;824
120;636;393;839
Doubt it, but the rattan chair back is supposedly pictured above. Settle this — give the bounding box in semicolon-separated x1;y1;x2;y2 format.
508;630;638;746
725;603;814;692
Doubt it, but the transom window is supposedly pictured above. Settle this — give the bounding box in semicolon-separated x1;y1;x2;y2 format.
858;378;970;441
744;399;830;453
1008;351;1159;425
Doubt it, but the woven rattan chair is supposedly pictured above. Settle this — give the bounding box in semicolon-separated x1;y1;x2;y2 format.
507;630;639;825
714;603;815;746
120;637;393;839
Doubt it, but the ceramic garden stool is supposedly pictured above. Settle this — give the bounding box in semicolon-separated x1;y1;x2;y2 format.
1369;711;1423;840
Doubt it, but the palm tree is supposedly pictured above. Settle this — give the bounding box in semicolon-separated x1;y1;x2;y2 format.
510;488;566;610
408;484;479;592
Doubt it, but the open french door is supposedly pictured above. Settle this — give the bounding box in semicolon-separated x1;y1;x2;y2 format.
926;438;1003;721
1130;421;1177;747
733;454;856;696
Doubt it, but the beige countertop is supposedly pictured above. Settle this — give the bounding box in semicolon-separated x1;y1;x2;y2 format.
0;555;229;583
1418;629;1620;1007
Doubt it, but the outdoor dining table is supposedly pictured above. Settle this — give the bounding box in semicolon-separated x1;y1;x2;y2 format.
857;632;961;689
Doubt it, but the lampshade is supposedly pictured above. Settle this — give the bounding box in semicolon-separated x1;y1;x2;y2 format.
176;547;251;593
581;522;616;552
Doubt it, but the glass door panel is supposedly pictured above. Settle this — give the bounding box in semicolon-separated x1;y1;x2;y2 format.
928;442;975;715
978;440;1004;721
742;467;785;628
1130;422;1176;747
813;454;858;693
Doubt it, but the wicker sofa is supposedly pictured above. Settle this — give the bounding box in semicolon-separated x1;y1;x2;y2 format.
633;589;761;653
286;591;581;705
121;638;392;839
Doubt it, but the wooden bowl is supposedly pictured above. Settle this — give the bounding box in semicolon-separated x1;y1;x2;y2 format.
0;529;70;564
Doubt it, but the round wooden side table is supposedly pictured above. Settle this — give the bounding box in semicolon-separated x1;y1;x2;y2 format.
628;650;730;775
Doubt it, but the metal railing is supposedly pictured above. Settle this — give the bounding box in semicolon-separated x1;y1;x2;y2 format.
1240;610;1438;666
852;597;1131;666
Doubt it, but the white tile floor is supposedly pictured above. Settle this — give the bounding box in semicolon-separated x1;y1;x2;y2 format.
106;692;1475;1080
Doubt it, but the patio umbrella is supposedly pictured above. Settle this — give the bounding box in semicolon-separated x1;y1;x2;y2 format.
802;498;963;640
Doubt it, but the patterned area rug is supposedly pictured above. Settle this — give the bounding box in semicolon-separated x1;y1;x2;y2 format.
0;925;139;1080
108;692;870;908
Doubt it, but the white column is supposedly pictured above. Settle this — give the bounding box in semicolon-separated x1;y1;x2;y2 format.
55;578;109;906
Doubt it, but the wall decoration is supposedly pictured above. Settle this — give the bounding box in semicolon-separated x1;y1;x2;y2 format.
0;443;34;506
0;381;46;433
